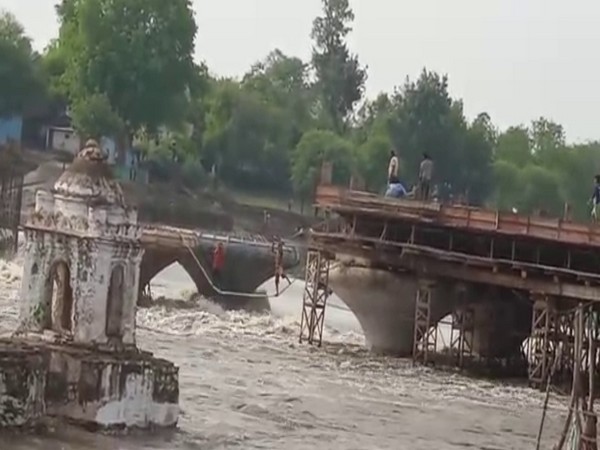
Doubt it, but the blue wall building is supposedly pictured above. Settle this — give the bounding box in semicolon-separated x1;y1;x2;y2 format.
0;116;23;146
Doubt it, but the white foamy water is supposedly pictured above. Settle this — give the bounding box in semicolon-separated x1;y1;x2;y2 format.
0;251;569;449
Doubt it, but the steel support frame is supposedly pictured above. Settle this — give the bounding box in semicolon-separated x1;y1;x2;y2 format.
580;303;600;382
413;279;437;365
528;294;557;387
555;307;575;383
299;250;331;346
450;295;475;369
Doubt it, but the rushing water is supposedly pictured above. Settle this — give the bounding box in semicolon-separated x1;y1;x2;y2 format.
0;250;568;449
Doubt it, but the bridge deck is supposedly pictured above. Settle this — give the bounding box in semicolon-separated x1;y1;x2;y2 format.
316;185;600;248
312;185;600;301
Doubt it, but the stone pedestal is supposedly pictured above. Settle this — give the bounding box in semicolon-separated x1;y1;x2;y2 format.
0;339;179;430
45;344;178;430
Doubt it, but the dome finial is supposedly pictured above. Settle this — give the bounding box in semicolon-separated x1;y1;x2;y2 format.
77;139;105;162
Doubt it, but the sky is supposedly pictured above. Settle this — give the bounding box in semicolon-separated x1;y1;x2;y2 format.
2;0;600;142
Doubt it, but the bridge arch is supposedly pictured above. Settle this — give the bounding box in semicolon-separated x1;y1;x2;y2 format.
139;247;276;310
327;264;531;363
327;265;456;356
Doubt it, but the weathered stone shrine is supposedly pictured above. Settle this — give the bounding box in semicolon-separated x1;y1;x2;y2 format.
0;140;179;430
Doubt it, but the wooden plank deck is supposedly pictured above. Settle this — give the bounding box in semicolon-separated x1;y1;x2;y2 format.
315;185;600;248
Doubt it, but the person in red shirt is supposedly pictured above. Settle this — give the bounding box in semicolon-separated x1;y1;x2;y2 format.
212;242;225;288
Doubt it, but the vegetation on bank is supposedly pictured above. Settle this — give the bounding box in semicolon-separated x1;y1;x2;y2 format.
2;1;600;221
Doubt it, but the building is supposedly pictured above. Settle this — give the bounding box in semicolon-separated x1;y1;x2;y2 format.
0;140;179;430
45;126;81;154
0;116;23;146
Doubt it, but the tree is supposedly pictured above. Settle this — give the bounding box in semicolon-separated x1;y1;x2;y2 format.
495;126;531;166
0;12;44;118
519;165;564;215
355;130;392;192
70;93;124;140
491;159;523;211
202;78;292;190
311;0;367;132
530;117;565;157
53;0;197;151
460;115;494;204
291;130;354;202
387;71;461;194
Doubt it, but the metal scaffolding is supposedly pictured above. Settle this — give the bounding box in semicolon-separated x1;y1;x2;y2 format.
299;250;330;346
413;280;437;365
528;294;557;387
450;297;475;368
0;170;23;252
555;307;575;384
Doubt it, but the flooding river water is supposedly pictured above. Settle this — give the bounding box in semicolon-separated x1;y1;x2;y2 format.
0;251;568;449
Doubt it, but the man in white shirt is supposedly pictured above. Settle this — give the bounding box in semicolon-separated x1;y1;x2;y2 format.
388;150;399;184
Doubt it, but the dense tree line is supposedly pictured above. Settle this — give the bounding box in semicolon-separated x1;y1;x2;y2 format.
1;1;600;219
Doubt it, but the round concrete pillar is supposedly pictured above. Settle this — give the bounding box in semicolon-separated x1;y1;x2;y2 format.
328;266;455;356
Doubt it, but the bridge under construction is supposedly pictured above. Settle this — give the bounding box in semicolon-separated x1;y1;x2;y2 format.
301;182;600;389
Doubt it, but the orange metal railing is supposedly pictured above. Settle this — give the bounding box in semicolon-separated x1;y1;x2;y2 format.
315;184;600;248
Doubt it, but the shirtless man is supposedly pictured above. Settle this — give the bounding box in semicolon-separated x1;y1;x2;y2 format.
272;239;291;296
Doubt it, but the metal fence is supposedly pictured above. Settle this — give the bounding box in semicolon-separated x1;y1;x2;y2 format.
0;170;24;253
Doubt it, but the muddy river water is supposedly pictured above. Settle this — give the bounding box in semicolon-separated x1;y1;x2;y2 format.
0;252;567;449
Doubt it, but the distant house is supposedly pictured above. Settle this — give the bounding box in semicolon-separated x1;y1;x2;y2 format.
101;136;117;164
0;116;23;146
44;123;116;164
46;126;81;155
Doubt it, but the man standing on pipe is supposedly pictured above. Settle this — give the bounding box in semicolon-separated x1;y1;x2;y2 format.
272;239;291;296
212;242;225;289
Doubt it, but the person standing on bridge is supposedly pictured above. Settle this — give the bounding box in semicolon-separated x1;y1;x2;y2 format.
212;242;225;289
418;153;433;201
591;175;600;221
388;150;399;185
272;239;291;296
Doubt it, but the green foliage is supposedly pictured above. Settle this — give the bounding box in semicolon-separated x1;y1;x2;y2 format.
311;0;366;132
495;126;531;166
0;11;45;117
519;165;563;215
292;129;354;199
70;93;124;140
6;3;600;223
355;122;393;191
53;0;197;137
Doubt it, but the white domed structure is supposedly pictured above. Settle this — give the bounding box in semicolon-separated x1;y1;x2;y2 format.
19;139;143;346
52;139;126;206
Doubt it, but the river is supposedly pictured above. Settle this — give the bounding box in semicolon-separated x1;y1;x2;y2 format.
0;251;567;449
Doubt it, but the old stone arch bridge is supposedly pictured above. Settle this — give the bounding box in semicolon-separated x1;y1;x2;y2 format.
140;225;300;309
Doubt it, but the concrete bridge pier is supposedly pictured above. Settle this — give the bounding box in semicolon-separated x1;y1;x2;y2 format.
327;265;456;356
327;263;530;373
471;292;531;358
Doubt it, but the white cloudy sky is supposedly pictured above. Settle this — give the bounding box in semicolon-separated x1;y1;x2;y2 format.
2;0;600;142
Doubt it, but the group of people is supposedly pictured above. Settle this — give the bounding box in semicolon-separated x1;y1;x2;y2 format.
383;154;600;222
385;150;434;201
